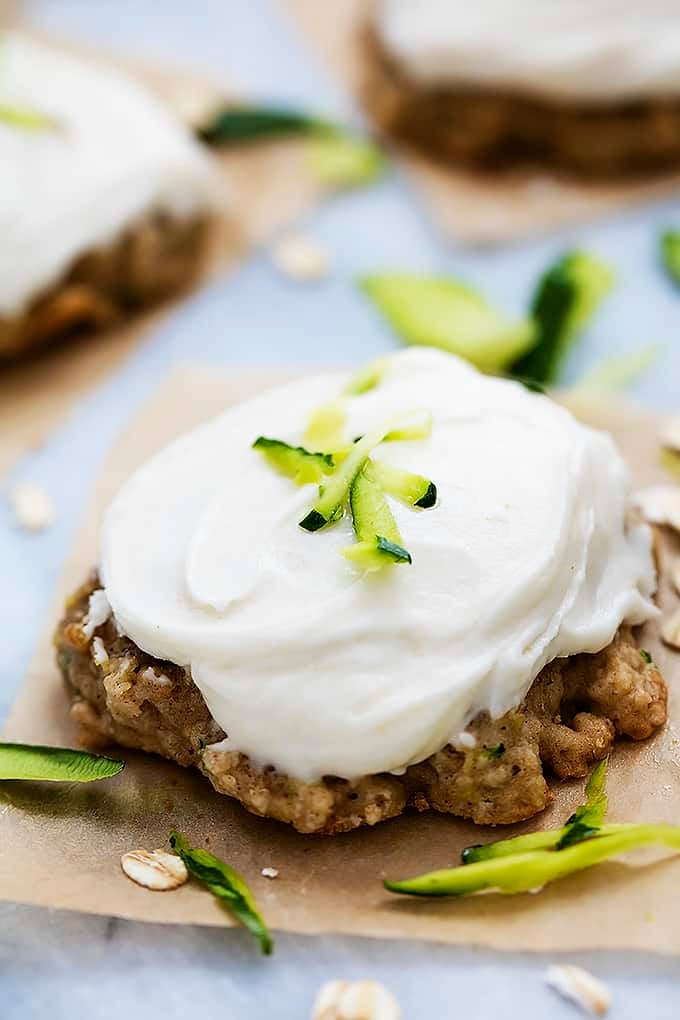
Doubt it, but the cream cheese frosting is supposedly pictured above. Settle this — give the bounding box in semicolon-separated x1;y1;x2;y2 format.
377;0;680;102
0;33;226;317
101;349;658;782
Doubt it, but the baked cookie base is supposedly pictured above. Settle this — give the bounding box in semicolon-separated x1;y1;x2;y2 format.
362;25;680;178
55;573;667;835
0;209;213;359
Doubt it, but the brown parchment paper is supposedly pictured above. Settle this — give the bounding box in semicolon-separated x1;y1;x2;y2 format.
0;31;327;480
280;0;680;246
1;365;679;952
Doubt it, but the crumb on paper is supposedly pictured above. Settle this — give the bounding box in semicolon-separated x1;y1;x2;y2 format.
545;964;611;1016
82;588;112;639
121;849;188;891
9;482;55;532
311;980;401;1020
632;485;680;533
661;606;680;650
91;636;109;667
270;233;329;282
261;867;279;879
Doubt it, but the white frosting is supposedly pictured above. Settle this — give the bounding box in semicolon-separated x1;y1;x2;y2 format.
0;34;226;317
377;0;680;102
101;349;658;782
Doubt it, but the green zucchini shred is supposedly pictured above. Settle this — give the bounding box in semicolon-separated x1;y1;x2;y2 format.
511;251;614;385
640;648;654;665
383;410;433;442
360;274;536;373
462;758;609;864
661;447;680;483
481;742;505;760
345;356;391;396
367;459;437;509
299;422;390;531
253;436;333;485
304;400;347;452
384;758;680;899
305;134;386;189
197;105;332;146
660;229;680;286
342;465;411;570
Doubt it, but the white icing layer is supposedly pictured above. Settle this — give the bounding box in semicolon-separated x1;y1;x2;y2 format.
0;33;226;316
377;0;680;102
101;349;658;782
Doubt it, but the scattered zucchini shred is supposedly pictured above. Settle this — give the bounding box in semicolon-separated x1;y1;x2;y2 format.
196;105;332;146
660;230;680;287
385;759;680;898
343;465;412;571
170;832;272;954
360;274;535;374
367;459;436;509
511;251;614;386
640;648;654;665
384;409;433;442
345;356;391;396
0;103;57;131
304;401;348;452
481;742;505;760
306;133;386;189
299;422;391;531
252;436;334;485
0;742;124;783
661;447;680;483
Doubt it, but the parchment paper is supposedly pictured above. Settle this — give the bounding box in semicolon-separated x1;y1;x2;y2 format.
280;0;680;246
0;32;326;480
1;366;679;952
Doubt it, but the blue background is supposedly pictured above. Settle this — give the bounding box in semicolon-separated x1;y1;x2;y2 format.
2;1;679;1014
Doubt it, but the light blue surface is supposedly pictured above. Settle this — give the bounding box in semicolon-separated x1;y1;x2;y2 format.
2;1;680;1015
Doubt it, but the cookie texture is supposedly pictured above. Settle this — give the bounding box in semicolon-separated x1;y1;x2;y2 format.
55;572;667;834
362;24;680;177
0;211;212;359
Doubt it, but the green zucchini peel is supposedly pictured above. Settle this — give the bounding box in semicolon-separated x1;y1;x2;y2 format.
462;758;609;864
0;742;124;783
170;832;272;954
303;400;347;452
367;459;436;509
0;103;58;131
299;422;391;531
512;251;614;385
253;436;334;485
345;357;391;396
385;825;680;898
383;410;433;442
385;758;680;898
342;465;411;570
660;229;680;287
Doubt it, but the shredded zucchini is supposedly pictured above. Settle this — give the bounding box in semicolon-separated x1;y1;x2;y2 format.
253;437;333;485
343;466;411;570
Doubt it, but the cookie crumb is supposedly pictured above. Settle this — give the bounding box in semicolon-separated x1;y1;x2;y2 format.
261;866;279;879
